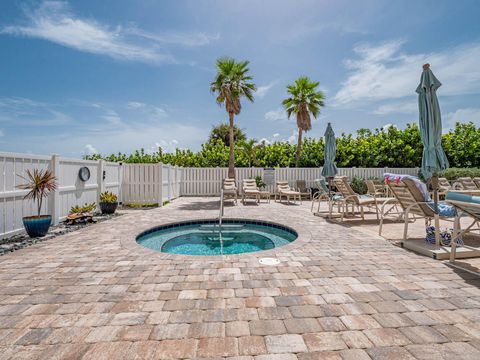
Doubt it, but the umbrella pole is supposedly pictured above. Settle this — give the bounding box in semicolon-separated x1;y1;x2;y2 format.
327;177;333;217
431;175;440;247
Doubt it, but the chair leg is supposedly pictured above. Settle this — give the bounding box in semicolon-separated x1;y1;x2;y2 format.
379;213;384;235
360;206;364;220
403;210;409;241
450;216;461;263
434;214;440;248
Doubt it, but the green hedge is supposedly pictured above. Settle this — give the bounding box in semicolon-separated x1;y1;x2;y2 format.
86;122;480;168
438;168;480;180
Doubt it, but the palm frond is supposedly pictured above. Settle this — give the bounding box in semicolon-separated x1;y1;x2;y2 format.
17;169;57;217
282;76;326;129
211;57;256;114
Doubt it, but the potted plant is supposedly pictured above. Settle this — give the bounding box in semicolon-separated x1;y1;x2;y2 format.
255;176;266;190
17;169;57;238
99;191;118;214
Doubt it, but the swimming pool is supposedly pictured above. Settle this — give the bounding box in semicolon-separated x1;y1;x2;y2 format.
136;219;298;256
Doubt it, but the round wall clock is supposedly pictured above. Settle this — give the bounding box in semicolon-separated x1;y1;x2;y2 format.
78;167;91;181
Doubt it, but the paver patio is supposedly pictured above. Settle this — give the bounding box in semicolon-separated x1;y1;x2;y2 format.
0;197;479;359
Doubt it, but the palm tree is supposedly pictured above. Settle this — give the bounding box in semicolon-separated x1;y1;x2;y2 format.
282;76;325;167
211;57;256;178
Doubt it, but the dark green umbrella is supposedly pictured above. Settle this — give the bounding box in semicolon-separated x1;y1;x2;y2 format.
321;122;337;179
416;63;449;181
416;64;449;246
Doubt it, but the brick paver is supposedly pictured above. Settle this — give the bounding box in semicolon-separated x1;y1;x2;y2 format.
0;197;479;359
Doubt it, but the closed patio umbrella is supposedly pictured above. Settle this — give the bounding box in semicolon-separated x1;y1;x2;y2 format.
321;122;337;192
416;63;449;245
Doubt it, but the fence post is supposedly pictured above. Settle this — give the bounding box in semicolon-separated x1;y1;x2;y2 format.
97;159;105;206
157;163;163;206
167;165;171;200
49;154;60;225
118;163;123;204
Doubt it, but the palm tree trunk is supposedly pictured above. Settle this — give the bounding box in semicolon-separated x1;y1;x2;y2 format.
295;127;303;167
228;112;235;179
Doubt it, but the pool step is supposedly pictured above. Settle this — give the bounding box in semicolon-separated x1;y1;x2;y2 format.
199;224;244;230
206;236;236;242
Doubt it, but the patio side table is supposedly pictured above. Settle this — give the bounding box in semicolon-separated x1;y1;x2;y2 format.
259;191;271;203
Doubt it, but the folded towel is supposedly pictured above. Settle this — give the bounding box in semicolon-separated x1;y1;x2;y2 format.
384;173;456;217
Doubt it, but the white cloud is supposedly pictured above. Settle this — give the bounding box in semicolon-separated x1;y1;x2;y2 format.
85;144;97;154
372;101;417;115
102;110;123;126
256;81;277;99
0;97;72;125
1;2;217;64
444;108;480;130
334;40;480;106
265;107;287;121
128;27;219;47
286;130;297;144
127;101;167;120
127;101;146;109
155;139;180;152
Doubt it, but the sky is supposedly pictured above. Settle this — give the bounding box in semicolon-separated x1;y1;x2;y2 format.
1;0;480;157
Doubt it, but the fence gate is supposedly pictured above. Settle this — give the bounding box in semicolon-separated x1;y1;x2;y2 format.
121;163;182;205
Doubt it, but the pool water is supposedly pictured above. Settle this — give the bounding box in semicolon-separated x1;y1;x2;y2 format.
136;220;297;256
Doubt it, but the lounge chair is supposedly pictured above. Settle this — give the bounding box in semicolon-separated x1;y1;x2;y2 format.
366;180;385;197
242;179;260;204
222;178;238;204
445;192;480;262
380;174;456;245
453;177;479;190
296;180;312;200
311;178;343;215
438;177;452;198
333;176;394;221
473;177;480;189
275;181;301;204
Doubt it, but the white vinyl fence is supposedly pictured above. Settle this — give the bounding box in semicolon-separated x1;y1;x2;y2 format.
121;163;182;205
0;152;121;239
0;151;419;239
181;166;419;196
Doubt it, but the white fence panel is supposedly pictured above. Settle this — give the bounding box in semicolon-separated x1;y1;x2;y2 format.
121;163;161;204
105;161;122;198
179;167;419;196
121;163;181;205
0;153;51;239
0;152;122;239
57;158;99;219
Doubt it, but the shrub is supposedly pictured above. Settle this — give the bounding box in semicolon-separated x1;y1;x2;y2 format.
350;176;368;195
438;168;480;180
70;202;96;214
124;202;158;208
255;176;266;189
99;191;118;203
85;122;480;169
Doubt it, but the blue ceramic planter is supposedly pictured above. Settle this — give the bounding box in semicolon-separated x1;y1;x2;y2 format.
23;216;52;238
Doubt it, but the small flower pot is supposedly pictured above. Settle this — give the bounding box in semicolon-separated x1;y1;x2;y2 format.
99;202;118;214
22;215;52;238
